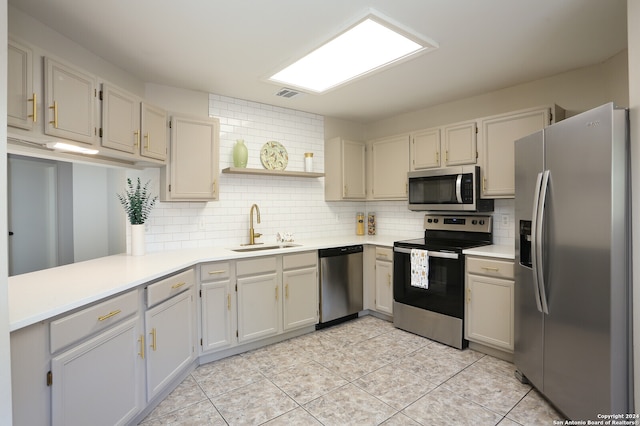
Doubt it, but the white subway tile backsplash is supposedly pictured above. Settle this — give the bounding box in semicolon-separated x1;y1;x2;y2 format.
130;94;517;253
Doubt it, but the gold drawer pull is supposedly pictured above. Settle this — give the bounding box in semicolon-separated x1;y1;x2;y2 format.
134;130;140;148
285;283;289;299
378;253;388;258
227;294;231;310
275;286;279;301
138;334;145;359
171;281;186;289
144;133;150;149
49;101;58;128
150;328;157;351
388;273;391;285
208;270;226;275
97;309;121;321
481;266;500;272
28;93;37;122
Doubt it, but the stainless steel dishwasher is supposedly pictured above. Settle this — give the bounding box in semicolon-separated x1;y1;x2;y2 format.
318;245;363;327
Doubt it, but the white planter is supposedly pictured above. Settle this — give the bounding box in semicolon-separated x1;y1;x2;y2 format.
131;224;146;256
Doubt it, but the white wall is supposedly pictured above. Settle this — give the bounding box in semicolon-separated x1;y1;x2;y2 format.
1;1;11;423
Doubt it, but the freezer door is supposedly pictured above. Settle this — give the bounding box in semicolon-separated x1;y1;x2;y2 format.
542;103;629;419
513;130;544;390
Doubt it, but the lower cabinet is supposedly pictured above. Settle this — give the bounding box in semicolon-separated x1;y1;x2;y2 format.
51;317;144;426
283;252;318;331
144;269;196;401
374;247;393;315
200;261;235;352
237;256;280;343
465;256;514;352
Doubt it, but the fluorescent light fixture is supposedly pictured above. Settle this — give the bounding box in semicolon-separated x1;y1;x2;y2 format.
269;14;436;93
46;142;99;155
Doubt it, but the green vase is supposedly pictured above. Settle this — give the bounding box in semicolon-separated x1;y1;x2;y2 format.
233;139;248;168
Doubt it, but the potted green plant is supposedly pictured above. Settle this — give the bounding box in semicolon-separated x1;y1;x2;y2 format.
117;178;157;255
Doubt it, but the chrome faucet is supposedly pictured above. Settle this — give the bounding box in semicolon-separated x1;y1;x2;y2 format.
249;204;262;245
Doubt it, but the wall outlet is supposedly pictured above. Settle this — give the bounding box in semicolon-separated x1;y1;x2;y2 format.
501;214;510;227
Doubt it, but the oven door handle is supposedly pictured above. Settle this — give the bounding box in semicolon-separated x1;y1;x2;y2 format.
393;247;459;260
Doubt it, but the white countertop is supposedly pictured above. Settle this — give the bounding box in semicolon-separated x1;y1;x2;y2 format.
8;235;404;332
463;244;515;260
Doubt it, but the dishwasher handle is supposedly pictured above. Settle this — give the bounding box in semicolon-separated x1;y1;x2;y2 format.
318;245;364;258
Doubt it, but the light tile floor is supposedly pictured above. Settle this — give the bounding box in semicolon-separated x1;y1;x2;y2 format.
139;316;562;426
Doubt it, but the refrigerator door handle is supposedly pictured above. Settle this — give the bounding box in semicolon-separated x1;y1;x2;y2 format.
536;169;551;314
530;172;544;313
455;174;463;203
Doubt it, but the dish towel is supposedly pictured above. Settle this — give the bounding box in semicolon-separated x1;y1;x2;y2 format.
410;248;429;289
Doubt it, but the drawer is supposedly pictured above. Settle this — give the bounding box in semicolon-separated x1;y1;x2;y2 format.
50;290;139;353
147;268;195;308
237;256;277;276
375;247;393;261
283;251;317;270
200;261;231;281
467;256;514;280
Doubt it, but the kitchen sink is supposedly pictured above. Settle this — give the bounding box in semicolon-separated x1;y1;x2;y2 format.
231;243;301;252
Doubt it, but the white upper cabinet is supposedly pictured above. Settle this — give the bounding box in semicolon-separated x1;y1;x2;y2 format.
370;135;410;199
44;57;97;145
411;127;441;170
325;137;366;200
140;102;168;161
160;115;220;201
442;120;477;166
101;83;141;155
478;105;564;198
8;39;36;130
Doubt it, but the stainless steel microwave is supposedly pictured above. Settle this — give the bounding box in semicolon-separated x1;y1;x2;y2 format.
408;165;494;212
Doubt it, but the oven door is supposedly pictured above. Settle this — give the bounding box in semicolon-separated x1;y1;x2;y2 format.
393;246;465;319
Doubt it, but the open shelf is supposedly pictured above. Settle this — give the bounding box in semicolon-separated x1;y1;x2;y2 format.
221;167;324;178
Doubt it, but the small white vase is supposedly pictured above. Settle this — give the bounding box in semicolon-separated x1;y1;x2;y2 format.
131;224;146;256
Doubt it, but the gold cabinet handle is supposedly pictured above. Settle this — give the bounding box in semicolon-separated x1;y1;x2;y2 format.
378;253;388;258
481;266;500;272
227;294;231;310
482;177;487;193
97;309;121;321
344;185;348;197
436;151;439;164
138;334;145;359
467;288;471;303
208;270;226;275
275;286;279;301
171;281;186;290
150;328;157;351
285;283;289;299
144;133;150;149
28;93;37;122
445;150;449;164
388;273;391;286
134;130;140;149
49;101;58;128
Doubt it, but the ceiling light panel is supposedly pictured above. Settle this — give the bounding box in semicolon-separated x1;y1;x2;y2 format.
269;15;436;93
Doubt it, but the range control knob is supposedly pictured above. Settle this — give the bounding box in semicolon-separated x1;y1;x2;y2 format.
479;220;485;225
427;218;433;223
434;218;439;223
472;220;478;225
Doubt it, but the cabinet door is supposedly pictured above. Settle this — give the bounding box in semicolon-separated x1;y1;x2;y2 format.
162;116;220;201
145;290;195;401
283;266;318;331
8;39;35;130
371;135;410;199
201;280;234;352
101;84;140;154
411;128;440;170
44;57;97;145
237;272;280;343
140;102;167;161
443;120;476;166
342;139;366;199
375;259;393;315
51;317;143;426
466;274;514;351
479;108;550;198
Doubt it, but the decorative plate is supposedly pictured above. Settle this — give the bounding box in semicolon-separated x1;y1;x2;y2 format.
260;141;288;170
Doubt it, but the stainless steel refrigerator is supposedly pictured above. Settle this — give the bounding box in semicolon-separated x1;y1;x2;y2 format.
514;103;632;420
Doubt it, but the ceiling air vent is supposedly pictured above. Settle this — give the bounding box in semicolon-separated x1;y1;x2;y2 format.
275;88;303;99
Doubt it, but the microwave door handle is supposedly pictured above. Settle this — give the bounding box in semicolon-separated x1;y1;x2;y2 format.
530;172;544;313
536;170;551;314
455;174;463;203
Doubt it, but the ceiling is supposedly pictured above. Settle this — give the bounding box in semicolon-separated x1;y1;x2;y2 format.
9;0;628;123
